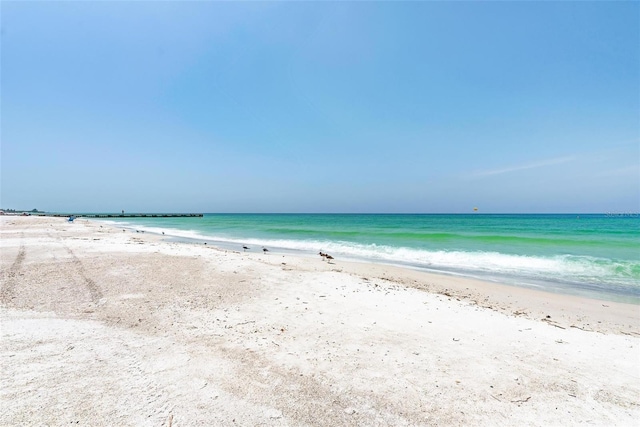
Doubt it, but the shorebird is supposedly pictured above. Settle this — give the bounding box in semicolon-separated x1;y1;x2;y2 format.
263;247;269;254
325;254;334;263
243;245;249;252
319;251;328;261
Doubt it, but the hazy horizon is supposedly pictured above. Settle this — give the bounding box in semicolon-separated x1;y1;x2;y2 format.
2;209;637;216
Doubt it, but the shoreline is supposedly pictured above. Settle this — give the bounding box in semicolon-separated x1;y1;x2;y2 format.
96;216;640;306
105;218;640;326
2;216;639;425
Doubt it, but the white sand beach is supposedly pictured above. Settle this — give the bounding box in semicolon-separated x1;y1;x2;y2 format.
1;216;639;426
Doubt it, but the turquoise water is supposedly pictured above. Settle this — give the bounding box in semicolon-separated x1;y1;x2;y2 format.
104;214;640;303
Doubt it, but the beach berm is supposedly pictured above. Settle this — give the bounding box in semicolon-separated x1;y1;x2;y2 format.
1;216;638;425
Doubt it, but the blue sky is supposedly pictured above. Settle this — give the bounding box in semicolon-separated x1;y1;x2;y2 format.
1;1;638;213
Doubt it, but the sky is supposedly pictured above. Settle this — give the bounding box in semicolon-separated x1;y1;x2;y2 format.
1;1;638;213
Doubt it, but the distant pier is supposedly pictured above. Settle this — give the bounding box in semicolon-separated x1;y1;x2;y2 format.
41;213;203;218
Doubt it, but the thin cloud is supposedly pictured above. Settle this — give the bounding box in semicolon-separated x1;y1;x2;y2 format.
471;156;575;178
597;165;639;177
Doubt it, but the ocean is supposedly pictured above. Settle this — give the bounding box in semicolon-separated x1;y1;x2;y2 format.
102;214;640;303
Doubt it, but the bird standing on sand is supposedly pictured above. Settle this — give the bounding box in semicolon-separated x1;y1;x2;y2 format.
319;251;328;261
263;247;269;254
325;254;334;263
243;245;249;252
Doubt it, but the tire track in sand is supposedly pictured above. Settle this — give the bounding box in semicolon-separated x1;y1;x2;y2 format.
62;244;104;303
1;235;26;304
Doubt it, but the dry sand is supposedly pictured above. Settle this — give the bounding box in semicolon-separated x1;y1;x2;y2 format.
1;216;639;426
